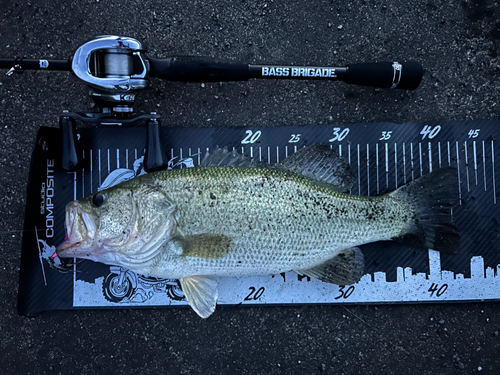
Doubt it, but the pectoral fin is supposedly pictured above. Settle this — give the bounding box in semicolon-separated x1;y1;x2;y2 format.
295;247;364;285
174;234;232;259
180;275;219;319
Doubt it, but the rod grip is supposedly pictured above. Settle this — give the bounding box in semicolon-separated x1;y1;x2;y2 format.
148;56;249;82
345;61;423;90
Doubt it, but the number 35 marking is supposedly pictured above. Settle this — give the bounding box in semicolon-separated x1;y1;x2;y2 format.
380;131;392;140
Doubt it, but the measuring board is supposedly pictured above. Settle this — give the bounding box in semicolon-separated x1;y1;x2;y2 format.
18;120;500;316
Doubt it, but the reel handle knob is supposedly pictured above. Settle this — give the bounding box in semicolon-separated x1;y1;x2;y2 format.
60;116;80;171
144;118;168;172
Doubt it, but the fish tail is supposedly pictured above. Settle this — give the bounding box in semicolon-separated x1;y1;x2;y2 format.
390;166;460;254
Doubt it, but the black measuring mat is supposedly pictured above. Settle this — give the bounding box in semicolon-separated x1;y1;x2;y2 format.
18;120;500;316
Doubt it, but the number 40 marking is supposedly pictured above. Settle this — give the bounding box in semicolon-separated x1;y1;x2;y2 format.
420;125;441;140
428;283;448;297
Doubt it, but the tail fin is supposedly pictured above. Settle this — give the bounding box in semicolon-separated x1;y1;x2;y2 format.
390;166;460;254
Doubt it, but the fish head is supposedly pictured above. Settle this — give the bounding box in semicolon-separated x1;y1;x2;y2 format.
56;184;176;267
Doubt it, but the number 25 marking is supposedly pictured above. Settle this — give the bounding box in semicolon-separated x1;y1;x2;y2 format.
289;134;301;143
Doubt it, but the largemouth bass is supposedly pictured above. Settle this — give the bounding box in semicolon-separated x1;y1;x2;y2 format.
56;145;459;318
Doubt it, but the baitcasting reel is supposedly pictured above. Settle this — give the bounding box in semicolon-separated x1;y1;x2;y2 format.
72;35;149;113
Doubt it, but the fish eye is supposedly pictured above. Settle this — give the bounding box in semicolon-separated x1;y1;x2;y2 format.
92;193;105;207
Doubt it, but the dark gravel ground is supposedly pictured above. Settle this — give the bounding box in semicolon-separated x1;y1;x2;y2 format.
1;0;500;374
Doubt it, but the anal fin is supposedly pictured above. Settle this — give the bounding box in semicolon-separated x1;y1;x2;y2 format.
295;247;364;285
180;275;219;319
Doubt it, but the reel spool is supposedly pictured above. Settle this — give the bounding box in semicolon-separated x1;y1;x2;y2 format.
102;49;134;78
71;35;149;113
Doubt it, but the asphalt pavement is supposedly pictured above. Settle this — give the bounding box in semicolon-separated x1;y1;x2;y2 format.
1;0;500;374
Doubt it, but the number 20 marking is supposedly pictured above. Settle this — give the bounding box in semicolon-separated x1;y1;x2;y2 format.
241;130;262;144
244;286;265;301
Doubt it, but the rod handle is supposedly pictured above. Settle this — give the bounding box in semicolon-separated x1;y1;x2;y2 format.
345;61;423;90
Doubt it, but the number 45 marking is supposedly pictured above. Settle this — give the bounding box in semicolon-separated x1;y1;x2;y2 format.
468;129;480;138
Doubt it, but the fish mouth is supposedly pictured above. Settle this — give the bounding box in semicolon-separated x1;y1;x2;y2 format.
56;201;97;258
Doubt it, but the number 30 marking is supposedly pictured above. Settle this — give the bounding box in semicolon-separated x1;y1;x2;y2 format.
329;127;350;142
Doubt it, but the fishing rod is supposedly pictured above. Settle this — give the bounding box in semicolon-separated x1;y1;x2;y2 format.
0;35;423;171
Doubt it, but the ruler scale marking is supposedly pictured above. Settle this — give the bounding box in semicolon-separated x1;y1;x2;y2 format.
493;140;497;204
376;143;380;195
385;143;389;188
438;141;442;168
394;143;398;188
357;144;361;196
483;141;487;191
410;143;414;181
366;144;370;196
98;149;102;186
456;141;462;205
90;149;93;193
428;142;432;172
403;143;406;185
465;141;470;192
82;150;85;198
473;140;478;185
418;142;423;177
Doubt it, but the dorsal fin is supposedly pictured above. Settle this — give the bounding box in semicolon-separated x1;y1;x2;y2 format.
200;147;258;168
279;145;354;192
201;145;354;192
